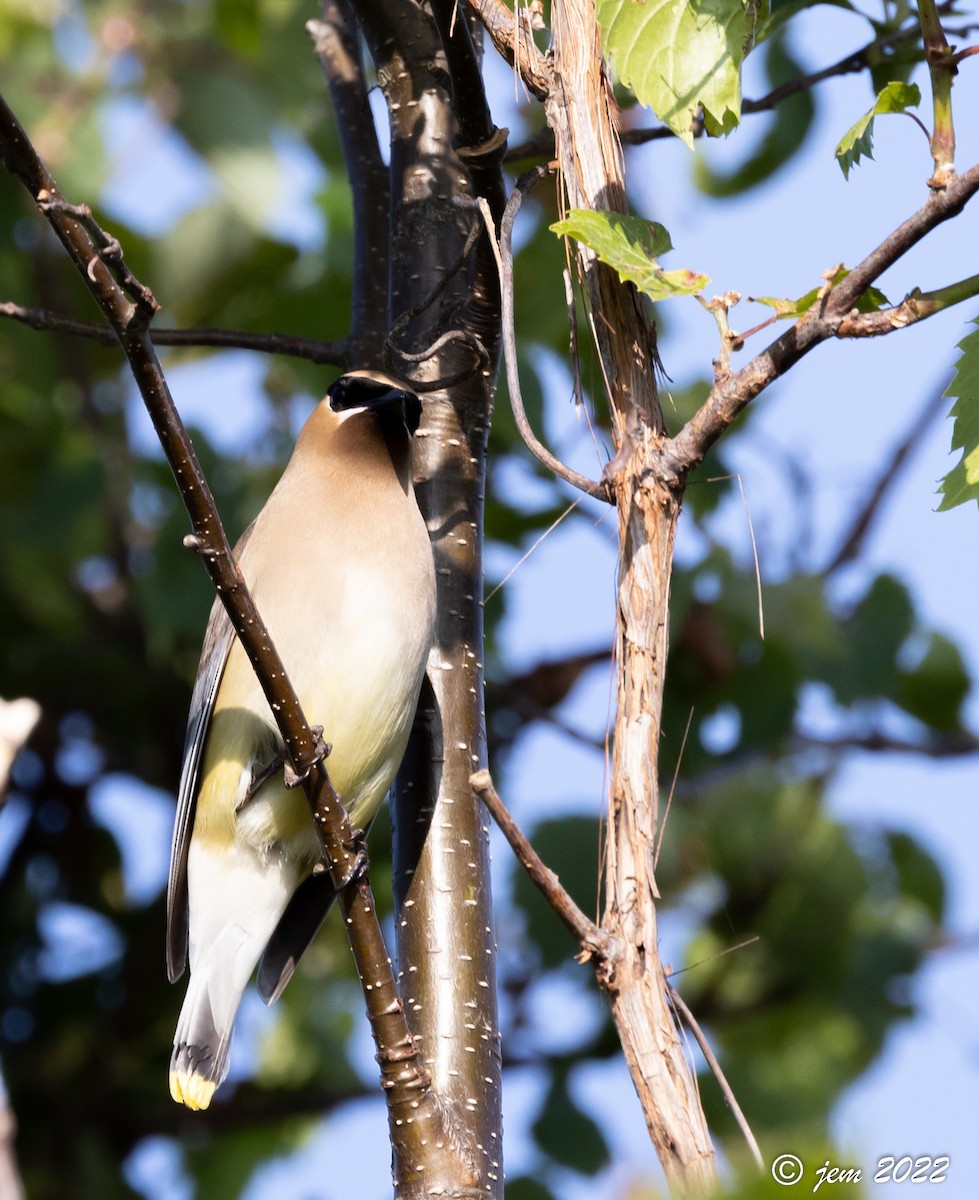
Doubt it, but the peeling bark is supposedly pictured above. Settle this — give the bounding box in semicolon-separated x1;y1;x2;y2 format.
545;0;717;1190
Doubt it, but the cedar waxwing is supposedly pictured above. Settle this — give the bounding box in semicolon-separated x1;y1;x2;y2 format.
166;371;436;1111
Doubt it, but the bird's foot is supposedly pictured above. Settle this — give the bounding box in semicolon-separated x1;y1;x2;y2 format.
283;727;332;789
313;828;369;890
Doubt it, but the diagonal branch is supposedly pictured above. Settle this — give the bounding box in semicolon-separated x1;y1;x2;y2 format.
666;160;979;477
466;0;553;101
471;769;765;1174
0;88;456;1158
502;17;979;162
823;382;952;576
470;769;616;958
493;166;611;499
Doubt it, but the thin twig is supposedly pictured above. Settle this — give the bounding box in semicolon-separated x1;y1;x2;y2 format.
654;707;694;870
667;984;764;1171
503;18;979;162
490;166;611;499
472;761;761;1170
0;300;351;365
385;213;488;389
470;769;617;959
394;328;491;390
735;474;765;640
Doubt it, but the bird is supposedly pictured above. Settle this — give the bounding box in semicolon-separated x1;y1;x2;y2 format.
166;370;436;1111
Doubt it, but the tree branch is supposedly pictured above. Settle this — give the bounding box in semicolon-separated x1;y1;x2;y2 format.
502;18;979;162
353;0;505;1191
471;769;765;1176
308;0;389;360
667;160;979;477
469;769;617;958
0;87;447;1155
0;299;351;364
544;0;717;1187
823;381;952;576
834;271;979;337
666;985;764;1173
466;0;553;101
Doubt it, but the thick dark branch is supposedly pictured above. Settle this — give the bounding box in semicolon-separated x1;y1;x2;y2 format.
0;300;350;364
354;3;504;1192
667;160;979;476
432;0;508;225
0;89;433;1125
431;0;509;348
308;1;389;360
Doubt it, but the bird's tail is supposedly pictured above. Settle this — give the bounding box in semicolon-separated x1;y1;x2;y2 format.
169;922;266;1110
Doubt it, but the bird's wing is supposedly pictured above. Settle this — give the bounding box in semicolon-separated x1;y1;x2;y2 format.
165;527;253;983
256;872;339;1003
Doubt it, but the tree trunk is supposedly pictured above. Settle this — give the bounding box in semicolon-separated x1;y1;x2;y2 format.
546;0;718;1190
354;1;504;1193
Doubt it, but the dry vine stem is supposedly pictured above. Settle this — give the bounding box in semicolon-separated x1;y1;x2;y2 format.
542;0;719;1191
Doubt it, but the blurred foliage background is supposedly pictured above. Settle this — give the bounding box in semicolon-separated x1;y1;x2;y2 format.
0;2;977;1198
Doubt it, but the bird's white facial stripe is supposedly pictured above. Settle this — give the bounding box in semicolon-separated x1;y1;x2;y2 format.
332;404;369;425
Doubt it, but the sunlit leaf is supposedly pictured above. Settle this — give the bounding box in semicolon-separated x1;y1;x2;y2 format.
551;210;709;301
834;81;921;178
938;318;979;510
596;0;761;146
695;31;815;197
752;267;889;319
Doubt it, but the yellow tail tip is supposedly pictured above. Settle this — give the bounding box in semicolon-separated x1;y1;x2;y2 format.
169;1069;217;1111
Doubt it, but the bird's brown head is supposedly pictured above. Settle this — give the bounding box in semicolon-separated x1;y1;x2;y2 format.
327;371;422;437
310;371;423;490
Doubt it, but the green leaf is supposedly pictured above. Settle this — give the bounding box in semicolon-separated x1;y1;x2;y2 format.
513;817;601;969
694;31;815;197
886;831;946;925
551;210;709;301
938;318;979;510
895;633;970;731
532;1069;610;1174
596;0;760;146
835;574;914;704
834;81;921;179
753;267;889;320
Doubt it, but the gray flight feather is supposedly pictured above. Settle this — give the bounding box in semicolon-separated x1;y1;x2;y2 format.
165;524;253;984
